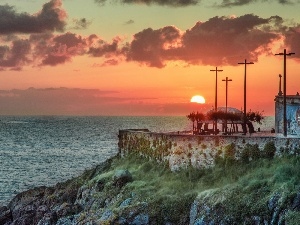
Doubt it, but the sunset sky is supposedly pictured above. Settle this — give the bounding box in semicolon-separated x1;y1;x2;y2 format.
0;0;299;116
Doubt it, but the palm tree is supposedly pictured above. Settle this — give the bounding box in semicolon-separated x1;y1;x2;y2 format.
187;112;196;132
246;110;264;124
195;111;205;133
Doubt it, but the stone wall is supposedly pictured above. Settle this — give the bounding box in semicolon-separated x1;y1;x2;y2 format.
118;129;300;171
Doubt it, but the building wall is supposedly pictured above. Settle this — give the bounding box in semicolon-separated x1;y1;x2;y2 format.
275;95;300;135
118;129;300;171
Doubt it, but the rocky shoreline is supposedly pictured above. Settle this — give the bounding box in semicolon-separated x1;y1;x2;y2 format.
1;154;300;224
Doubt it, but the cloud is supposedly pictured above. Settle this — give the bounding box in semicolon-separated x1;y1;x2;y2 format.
94;0;107;6
0;0;66;34
0;31;121;69
0;87;163;115
88;37;121;57
32;32;87;66
0;87;120;115
124;14;281;67
91;59;119;67
95;0;300;7
283;25;300;59
124;19;135;25
120;0;199;6
71;18;92;30
217;0;299;7
0;1;298;71
0;39;31;69
125;26;182;68
95;0;199;6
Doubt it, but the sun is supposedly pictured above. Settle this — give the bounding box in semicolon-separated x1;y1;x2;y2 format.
191;95;206;104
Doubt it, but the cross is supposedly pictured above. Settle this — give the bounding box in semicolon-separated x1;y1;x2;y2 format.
222;77;232;134
222;77;233;114
275;49;295;137
238;59;254;134
210;67;223;134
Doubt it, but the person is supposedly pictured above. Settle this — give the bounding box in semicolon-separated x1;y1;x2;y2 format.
271;128;275;133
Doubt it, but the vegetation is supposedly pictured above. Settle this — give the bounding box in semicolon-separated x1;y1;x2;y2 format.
206;110;242;121
246;110;264;124
87;152;300;224
187;111;205;131
187;109;264;134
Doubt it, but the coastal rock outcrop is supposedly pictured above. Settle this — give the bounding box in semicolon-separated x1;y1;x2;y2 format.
2;155;300;225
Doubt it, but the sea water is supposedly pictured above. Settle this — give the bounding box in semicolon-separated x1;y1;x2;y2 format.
0;116;274;205
0;116;191;205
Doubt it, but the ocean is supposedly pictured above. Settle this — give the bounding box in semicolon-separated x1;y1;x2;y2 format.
0;116;274;205
0;116;192;205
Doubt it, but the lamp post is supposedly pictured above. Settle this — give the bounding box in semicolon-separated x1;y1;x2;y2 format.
238;59;254;134
222;77;232;133
210;67;223;134
275;49;295;137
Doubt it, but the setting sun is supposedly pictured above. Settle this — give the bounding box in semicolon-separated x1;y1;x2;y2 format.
191;95;206;104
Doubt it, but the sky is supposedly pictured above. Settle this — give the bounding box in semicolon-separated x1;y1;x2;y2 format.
0;0;299;116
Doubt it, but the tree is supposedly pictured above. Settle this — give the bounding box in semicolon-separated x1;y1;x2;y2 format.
246;110;264;124
187;112;196;131
187;111;205;134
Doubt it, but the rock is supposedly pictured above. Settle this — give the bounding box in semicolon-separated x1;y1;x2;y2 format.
37;211;58;225
268;193;280;211
112;169;133;188
99;209;114;222
55;203;82;218
0;206;12;224
292;192;300;210
119;198;132;208
132;213;149;225
190;200;199;224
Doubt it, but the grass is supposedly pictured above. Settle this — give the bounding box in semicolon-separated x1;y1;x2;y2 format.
85;153;300;224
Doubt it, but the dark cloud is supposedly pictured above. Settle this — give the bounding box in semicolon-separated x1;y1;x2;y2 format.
124;14;281;67
33;32;87;66
120;0;198;6
217;0;299;7
95;0;198;6
96;0;299;7
278;0;299;4
124;19;134;25
88;38;120;57
0;4;299;70
125;26;181;68
0;31;121;68
283;25;300;59
94;0;107;6
72;18;92;30
100;59;119;66
179;14;279;65
0;39;31;69
218;0;259;7
0;0;66;34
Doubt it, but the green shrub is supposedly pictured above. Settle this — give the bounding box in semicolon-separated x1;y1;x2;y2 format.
249;144;261;160
262;142;276;159
240;145;250;163
224;143;236;159
285;211;300;225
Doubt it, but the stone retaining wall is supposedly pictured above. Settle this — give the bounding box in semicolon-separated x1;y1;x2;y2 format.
118;129;300;171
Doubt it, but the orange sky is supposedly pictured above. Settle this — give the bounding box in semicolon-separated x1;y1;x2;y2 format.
0;0;299;116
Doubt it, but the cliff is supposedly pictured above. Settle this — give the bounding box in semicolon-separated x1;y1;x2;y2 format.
1;153;300;225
